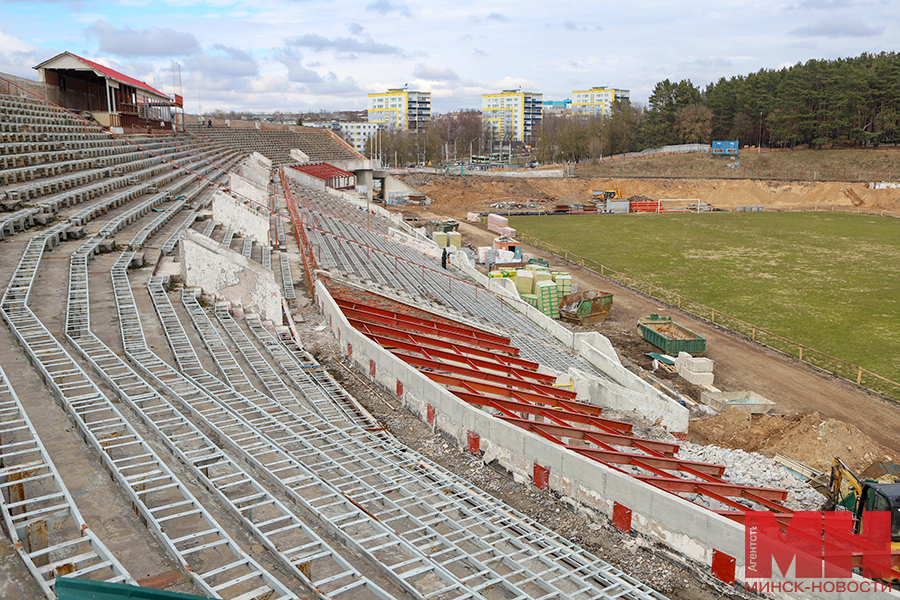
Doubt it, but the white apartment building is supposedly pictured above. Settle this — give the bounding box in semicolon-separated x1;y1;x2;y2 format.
367;89;431;131
571;87;630;117
340;122;381;153
481;90;543;144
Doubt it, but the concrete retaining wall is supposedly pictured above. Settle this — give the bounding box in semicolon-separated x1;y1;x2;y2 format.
211;190;270;244
284;166;326;192
314;278;896;599
181;228;280;319
228;173;268;207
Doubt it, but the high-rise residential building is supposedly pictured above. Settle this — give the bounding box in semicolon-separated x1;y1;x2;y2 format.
571;87;630;117
367;89;431;131
482;90;543;144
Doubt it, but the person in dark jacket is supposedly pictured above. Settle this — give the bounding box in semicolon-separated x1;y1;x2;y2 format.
441;248;447;269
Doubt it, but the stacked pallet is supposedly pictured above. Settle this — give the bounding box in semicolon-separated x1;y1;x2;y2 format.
486;213;516;237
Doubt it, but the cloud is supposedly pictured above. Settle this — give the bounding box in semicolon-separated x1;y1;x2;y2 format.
788;15;883;37
564;21;586;32
274;48;322;83
365;0;411;16
679;57;733;70
787;0;857;10
286;33;403;56
348;22;365;35
474;48;489;57
412;63;459;82
487;13;509;22
308;72;361;95
86;21;199;57
0;25;46;78
185;45;258;91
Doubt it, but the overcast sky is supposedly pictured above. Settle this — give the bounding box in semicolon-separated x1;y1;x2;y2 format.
0;0;895;115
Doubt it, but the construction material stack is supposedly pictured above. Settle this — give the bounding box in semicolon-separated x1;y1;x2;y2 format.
487;213;517;237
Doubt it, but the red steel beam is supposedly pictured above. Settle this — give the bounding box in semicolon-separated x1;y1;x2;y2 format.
571;446;725;475
425;371;578;406
366;333;553;384
344;310;517;354
395;352;575;400
453;391;627;431
336;299;511;345
498;415;677;455
633;474;789;501
348;317;525;360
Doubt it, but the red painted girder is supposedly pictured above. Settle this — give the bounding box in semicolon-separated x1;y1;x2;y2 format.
425;372;580;408
396;352;575;400
347;316;523;359
336;299;511;345
572;446;725;475
498;415;678;455
343;310;516;354
698;484;769;512
634;474;789;501
452;391;632;433
365;332;552;383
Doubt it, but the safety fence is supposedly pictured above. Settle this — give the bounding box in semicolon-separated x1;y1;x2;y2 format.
516;231;900;400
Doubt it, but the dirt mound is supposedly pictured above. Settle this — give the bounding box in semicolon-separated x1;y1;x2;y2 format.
688;408;900;473
398;174;900;218
625;195;654;203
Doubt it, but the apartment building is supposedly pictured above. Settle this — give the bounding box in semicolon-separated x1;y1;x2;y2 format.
481;90;543;143
571;87;630;117
367;89;431;131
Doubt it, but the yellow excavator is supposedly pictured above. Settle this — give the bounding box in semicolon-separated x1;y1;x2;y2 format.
591;189;622;202
827;458;900;577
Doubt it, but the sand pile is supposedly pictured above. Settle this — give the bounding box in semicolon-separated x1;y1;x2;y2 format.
688;408;900;473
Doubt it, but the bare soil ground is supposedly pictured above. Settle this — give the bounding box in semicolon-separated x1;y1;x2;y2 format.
399;172;900;216
395;178;900;476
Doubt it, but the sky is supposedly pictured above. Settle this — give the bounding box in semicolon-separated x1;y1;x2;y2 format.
0;0;895;116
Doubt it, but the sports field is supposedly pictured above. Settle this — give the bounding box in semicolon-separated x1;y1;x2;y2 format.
511;211;900;391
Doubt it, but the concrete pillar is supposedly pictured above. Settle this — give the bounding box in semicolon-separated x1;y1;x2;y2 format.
355;169;374;203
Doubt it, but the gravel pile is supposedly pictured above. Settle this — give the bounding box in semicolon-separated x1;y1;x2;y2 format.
677;442;826;511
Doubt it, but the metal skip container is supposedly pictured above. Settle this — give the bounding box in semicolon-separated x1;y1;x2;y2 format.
558;291;614;325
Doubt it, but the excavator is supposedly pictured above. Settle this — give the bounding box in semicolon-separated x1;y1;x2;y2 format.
827;458;900;578
591;189;622;202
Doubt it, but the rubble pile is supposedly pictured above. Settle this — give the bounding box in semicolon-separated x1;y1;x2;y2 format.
677;442;826;511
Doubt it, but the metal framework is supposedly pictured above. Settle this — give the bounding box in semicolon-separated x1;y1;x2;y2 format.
67;245;394;600
138;266;667;600
1;231;292;600
0;361;134;598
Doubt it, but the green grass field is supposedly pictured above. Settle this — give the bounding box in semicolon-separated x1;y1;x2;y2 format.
511;212;900;393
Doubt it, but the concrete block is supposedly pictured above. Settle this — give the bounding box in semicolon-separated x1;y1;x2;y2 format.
34;213;53;225
98;239;116;253
677;362;715;386
130;252;144;268
65;226;85;240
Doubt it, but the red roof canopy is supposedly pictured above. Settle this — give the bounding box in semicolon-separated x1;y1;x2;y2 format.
291;162;354;181
35;52;169;101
